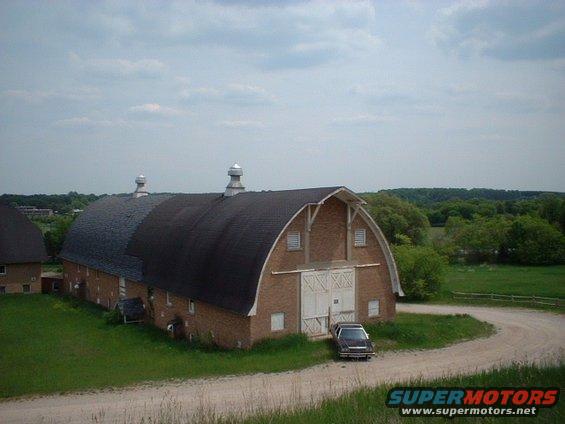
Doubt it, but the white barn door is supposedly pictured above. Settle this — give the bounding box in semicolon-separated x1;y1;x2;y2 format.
301;268;355;336
329;268;356;324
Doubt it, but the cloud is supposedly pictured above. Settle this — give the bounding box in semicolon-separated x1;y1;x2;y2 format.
58;1;381;70
332;114;396;126
432;0;565;61
218;120;265;129
52;117;129;128
128;103;189;117
70;52;166;79
3;87;101;103
181;84;275;105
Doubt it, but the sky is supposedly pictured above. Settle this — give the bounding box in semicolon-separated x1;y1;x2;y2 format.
0;0;564;195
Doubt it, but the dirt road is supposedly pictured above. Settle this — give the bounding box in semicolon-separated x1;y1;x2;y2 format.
1;304;563;423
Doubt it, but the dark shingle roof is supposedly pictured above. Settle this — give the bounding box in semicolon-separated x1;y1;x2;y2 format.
61;187;341;315
0;204;48;263
60;194;172;281
127;187;341;315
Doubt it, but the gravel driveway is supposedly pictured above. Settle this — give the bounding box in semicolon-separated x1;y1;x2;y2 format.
1;304;563;423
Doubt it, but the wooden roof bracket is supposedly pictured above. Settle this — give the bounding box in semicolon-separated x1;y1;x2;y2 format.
347;203;362;229
307;203;323;232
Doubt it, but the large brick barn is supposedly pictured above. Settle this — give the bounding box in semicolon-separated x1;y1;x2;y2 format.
60;165;403;348
0;204;48;294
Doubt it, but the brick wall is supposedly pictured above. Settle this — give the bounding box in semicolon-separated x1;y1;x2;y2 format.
0;262;41;294
350;212;396;323
251;196;396;343
62;260;252;349
62;260;120;308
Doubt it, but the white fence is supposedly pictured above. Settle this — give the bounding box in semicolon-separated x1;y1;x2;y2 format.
451;291;562;308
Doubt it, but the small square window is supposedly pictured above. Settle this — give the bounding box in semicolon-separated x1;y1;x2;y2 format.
271;312;285;331
0;265;6;275
22;284;31;293
354;229;366;247
188;299;195;315
0;286;6;294
368;299;380;317
287;231;301;251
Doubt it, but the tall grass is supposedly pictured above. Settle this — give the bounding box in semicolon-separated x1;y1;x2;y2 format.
85;363;563;424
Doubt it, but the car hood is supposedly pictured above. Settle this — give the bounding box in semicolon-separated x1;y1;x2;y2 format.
339;339;372;349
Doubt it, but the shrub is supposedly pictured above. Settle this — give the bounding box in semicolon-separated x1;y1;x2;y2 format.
103;309;122;325
393;245;447;300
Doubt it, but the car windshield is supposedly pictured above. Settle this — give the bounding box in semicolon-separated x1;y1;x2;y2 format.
339;328;367;340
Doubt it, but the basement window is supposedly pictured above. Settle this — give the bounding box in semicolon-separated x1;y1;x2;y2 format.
188;299;195;315
368;299;380;317
354;229;366;247
22;284;31;294
271;312;285;332
287;231;301;251
0;265;6;275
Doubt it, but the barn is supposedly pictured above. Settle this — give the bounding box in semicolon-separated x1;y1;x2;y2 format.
0;204;48;294
60;165;403;348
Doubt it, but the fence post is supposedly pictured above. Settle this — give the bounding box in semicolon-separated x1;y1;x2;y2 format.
491;293;494;300
511;294;514;302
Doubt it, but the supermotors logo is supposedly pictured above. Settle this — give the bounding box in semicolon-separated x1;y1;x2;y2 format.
386;387;560;417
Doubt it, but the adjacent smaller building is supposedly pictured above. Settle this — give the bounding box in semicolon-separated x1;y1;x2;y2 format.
0;204;48;294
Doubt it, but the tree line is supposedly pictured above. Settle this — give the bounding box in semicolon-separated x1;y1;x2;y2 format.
362;191;565;300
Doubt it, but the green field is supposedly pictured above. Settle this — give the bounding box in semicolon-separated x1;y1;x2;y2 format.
0;295;492;398
237;363;564;424
425;265;565;311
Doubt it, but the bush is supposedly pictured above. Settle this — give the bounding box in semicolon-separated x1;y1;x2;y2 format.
506;216;565;265
393;245;447;300
103;309;122;325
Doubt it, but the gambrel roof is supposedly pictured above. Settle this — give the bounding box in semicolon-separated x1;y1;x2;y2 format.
0;204;48;264
61;187;402;315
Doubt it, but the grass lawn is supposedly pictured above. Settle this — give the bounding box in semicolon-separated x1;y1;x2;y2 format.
238;363;564;424
422;264;565;312
0;295;492;398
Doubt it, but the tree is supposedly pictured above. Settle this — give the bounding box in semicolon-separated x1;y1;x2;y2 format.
506;216;565;265
44;215;76;258
363;193;430;245
444;216;512;263
393;245;446;300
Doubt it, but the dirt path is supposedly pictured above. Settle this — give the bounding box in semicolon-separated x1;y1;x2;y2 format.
1;304;563;423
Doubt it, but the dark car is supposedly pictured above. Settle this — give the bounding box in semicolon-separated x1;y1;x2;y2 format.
331;322;375;359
